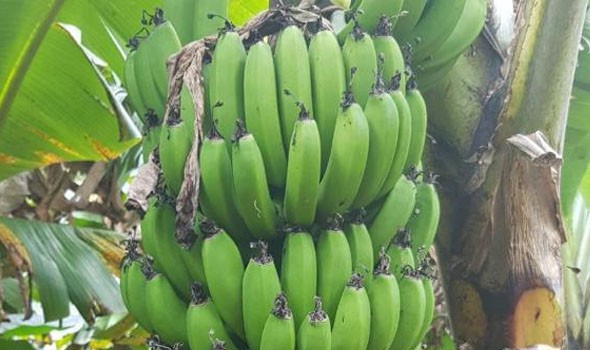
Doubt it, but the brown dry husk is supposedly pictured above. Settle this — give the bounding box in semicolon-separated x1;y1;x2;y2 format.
126;7;332;244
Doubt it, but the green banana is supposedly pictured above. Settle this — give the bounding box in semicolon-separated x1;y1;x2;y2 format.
337;0;405;42
274;25;314;150
404;76;428;171
316;94;370;219
144;261;189;345
366;250;401;350
369;175;417;258
376;73;413;198
201;220;245;339
344;212;374;280
123;50;148;118
308;30;347;171
133;34;165;119
392;0;428;41
149;202;193;300
179;86;196;141
342;27;377;107
199;125;250;242
351;69;399;208
419;0;487;71
407;0;469;64
193;0;229;41
373;16;406;95
210;29;247;143
260;293;296;350
386;228;416;277
244;40;287;188
415;54;460;92
147;20;182;101
406;175;440;258
331;273;371;350
186;283;238;350
121;254;153;332
316;219;353;321
142;124;161;162
281;230;317;329
409;277;435;349
243;241;282;350
163;0;194;45
296;297;331;350
388;266;426;350
232;121;278;239
283;107;321;226
179;232;208;290
139;198;162;271
159;118;192;196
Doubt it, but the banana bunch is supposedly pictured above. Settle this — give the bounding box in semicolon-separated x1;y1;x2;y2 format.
332;0;488;91
120;3;447;349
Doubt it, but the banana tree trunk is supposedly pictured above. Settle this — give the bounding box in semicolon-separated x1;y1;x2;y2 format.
425;0;587;348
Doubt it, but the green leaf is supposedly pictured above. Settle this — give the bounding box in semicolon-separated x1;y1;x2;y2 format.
229;0;268;26
0;25;138;181
1;278;23;313
1;324;64;338
0;218;125;323
0;0;65;122
0;340;36;350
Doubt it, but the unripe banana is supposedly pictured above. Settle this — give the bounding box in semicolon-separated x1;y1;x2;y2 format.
179;232;208;290
366;250;401;350
133;35;165;119
159;118;192;196
139;198;162;270
316;218;353;321
392;0;427;41
274;25;314;150
243;241;282;350
407;0;469;63
210;29;246;143
316;94;370;219
406;174;440;258
331;273;371;350
147;20;182;100
144;261;189;345
193;1;229;40
163;0;194;45
283;107;321;226
369;176;417;258
342;27;377;107
201;220;245;339
232;121;278;239
121;254;154;332
337;0;405;42
141;124;161;162
244;40;287;188
409;277;435;349
260;293;296;350
351;70;399;208
377;73;413;198
186;283;238;350
123;50;148;118
373;16;406;95
148;201;193;300
386;228;416;277
344;211;374;280
388;267;426;350
199;125;250;242
296;297;331;350
308;30;347;171
404;77;428;171
281;230;317;329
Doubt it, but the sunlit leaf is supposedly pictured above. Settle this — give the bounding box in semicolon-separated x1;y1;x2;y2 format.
229;0;268;26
